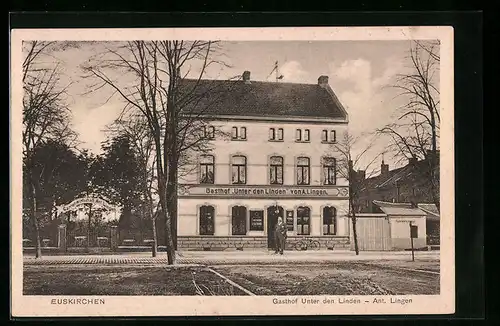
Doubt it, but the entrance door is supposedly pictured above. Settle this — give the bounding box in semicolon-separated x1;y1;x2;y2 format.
267;205;284;249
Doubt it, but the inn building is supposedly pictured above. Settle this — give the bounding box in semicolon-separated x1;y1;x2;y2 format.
177;71;351;250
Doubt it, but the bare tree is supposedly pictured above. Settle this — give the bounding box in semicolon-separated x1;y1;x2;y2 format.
106;113;160;257
333;132;383;255
378;40;440;212
22;41;77;258
81;41;234;264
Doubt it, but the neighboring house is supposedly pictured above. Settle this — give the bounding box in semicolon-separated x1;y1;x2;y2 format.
357;154;440;214
176;71;351;250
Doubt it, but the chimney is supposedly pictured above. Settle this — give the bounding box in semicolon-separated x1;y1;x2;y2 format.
242;71;251;84
381;160;389;176
318;75;329;87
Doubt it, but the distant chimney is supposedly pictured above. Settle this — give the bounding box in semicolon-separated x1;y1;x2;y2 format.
318;75;329;87
408;157;418;165
242;71;251;84
381;160;389;176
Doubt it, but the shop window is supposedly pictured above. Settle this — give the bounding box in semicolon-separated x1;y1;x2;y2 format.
232;206;247;235
269;156;284;184
296;157;310;185
297;206;310;235
322;206;337;235
199;155;215;184
199;205;215;235
231;155;247;184
322;157;337;185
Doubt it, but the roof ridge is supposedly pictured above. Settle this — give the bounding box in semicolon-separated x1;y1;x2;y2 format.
182;78;320;87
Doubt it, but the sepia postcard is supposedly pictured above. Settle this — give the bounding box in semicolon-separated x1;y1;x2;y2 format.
10;26;455;317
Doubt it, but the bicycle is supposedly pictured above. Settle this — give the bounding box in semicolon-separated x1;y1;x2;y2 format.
294;238;321;251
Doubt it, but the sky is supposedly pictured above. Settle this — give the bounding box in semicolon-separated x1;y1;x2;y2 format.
42;40;419;172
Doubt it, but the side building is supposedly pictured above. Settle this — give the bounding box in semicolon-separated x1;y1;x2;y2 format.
177;72;351;250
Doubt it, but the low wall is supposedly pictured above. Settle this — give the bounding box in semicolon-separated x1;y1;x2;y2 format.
177;235;350;251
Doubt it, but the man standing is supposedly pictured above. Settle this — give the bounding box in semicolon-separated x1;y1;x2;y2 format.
274;216;287;254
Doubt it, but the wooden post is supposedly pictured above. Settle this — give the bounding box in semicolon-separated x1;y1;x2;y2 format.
57;224;67;253
110;226;118;251
409;222;415;262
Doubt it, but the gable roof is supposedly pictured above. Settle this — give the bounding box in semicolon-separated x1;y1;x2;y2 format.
362;159;436;190
178;78;348;120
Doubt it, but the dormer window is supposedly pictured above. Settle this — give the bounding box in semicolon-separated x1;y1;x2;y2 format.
231;126;247;141
321;129;336;143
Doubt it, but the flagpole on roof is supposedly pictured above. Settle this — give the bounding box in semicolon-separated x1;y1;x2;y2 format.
275;61;279;82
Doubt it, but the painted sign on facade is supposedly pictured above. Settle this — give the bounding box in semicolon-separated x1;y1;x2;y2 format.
179;185;349;198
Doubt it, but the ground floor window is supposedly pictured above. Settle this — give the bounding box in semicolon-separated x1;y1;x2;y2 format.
232;206;247;235
199;205;215;235
323;206;337;235
296;206;310;235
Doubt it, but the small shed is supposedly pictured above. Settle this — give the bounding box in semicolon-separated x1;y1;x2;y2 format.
349;201;428;251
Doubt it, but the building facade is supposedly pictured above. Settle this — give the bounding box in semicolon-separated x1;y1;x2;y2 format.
177;72;351;250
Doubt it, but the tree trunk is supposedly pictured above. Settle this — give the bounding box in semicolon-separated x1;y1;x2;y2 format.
351;214;360;255
349;196;360;255
29;178;42;258
156;162;175;264
166;160;178;250
151;216;158;258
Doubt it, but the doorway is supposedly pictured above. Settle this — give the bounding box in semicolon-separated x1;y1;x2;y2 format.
267;205;284;249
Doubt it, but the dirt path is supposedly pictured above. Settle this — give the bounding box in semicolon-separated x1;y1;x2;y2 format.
212;261;440;295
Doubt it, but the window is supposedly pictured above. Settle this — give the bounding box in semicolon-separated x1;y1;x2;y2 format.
269;128;275;140
204;126;215;139
304;129;310;141
323;157;336;185
199;205;215;235
330;130;336;142
232;126;247;140
232;206;247;235
269;128;284;141
269;156;284;184
277;128;283;141
296;129;302;141
200;155;215;184
321;130;328;142
297;206;310;235
323;206;337;235
231;155;247;184
296;157;310;185
321;129;337;143
296;129;310;142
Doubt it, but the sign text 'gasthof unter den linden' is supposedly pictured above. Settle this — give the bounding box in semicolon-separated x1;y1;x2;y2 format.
179;185;349;198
